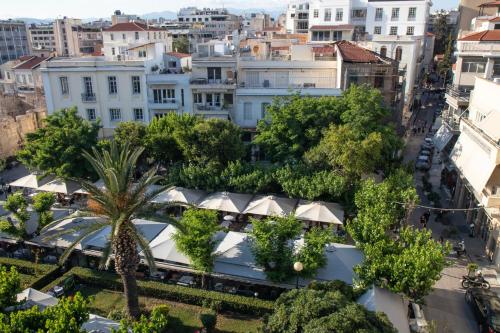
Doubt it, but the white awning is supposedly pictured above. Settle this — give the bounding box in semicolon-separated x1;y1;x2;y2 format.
151;186;206;205
140;224;191;265
9;174;54;189
450;127;497;196
16;288;58;310
198;191;253;213
295;200;344;224
242;195;297;217
433;125;454;151
82;314;120;333
38;179;81;194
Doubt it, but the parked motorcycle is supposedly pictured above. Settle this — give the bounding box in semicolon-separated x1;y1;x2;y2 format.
462;275;490;290
453;240;467;256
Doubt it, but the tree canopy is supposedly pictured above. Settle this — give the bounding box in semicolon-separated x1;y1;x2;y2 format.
0;266;21;311
114;121;147;151
17;107;100;179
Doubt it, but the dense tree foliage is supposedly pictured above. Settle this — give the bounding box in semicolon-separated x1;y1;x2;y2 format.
438;34;454;84
0;192;30;239
114;305;169;333
263;281;396;333
17;108;100;178
0;266;21;310
433;11;451;55
32;192;56;230
172;36;190;54
296;227;333;278
114;121;147;151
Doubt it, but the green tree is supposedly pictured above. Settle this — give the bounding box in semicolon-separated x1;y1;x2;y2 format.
254;95;342;161
43;142;179;318
113;305;169;333
264;281;396;333
17;107;100;178
0;266;21;310
32;192;56;230
250;216;302;283
438;34;453;86
433;11;451;55
296;227;333;278
114;121;147;150
221;161;280;194
172;36;190;54
0;192;30;239
167;161;226;192
173;209;220;287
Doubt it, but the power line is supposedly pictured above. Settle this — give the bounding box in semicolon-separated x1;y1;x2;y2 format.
393;201;484;212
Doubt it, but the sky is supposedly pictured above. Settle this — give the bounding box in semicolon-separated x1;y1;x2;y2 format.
0;0;459;20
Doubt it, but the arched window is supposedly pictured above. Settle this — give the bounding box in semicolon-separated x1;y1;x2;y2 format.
395;46;403;61
380;46;387;57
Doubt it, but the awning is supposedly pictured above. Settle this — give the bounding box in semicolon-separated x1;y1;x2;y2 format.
433;124;454;151
151;186;206;205
198;192;254;214
16;288;58;310
295;200;344;224
9;174;54;189
242;195;297;217
38;179;81;194
450;127;497;195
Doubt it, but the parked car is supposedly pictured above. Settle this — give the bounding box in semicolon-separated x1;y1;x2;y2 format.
415;155;431;170
424;138;434;145
465;288;500;332
419;149;432;157
421;142;434;151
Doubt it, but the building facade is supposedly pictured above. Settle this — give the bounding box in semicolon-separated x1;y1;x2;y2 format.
0;20;30;65
27;24;56;56
177;7;241;38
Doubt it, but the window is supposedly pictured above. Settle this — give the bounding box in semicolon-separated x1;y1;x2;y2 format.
297;21;308;30
374;26;382;35
86;109;96;121
59;76;69;95
194;93;202;104
261;102;270;119
135;32;139;40
153;89;175;103
333;31;343;40
134;108;144;121
312;31;331;41
314;9;319;18
391;8;400;20
83;76;93;95
207;67;222;81
111;47;115;55
110;33;114;40
6;72;10;80
493;62;500;76
406;26;414;35
374;74;384;88
352;9;366;19
168;61;177;68
395;47;402;61
335;9;343;21
109;108;121;121
390;26;398;35
108;76;117;94
324;8;332;21
375;8;383;21
461;58;487;73
224;93;233;105
181;89;184;106
243;102;252;120
131;76;141;94
122;33;126;40
380;46;387;57
408;7;417;19
138;50;147;57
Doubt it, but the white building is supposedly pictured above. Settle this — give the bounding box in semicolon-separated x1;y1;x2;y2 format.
286;1;310;34
27;24;56;57
0;56;49;94
177;7;241;38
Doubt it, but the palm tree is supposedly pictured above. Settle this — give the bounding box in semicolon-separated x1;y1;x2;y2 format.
42;142;182;318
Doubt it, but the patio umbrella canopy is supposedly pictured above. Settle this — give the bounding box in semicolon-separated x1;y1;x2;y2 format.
9;174;54;189
151;186;206;205
197;192;253;214
38;179;81;195
74;179;106;195
242;195;297;217
140;224;191;265
294;200;344;224
16;288;59;310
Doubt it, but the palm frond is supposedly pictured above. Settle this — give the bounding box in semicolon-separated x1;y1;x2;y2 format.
129;223;157;273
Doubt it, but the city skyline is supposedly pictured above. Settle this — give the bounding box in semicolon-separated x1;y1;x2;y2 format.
0;0;458;20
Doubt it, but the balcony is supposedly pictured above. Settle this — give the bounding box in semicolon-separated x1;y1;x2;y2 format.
81;92;96;102
194;104;232;119
458;42;500;54
148;99;178;110
445;85;471;105
190;78;236;90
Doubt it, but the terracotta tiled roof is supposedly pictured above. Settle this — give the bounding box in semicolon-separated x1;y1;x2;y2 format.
127;42;155;50
335;41;380;63
309;25;354;31
104;22;162;32
312;46;336;54
489;16;500;22
19;55;33;61
459;30;500;41
167;52;191;58
13;56;48;70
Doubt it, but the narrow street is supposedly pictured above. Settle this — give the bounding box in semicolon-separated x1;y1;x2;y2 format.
403;92;494;333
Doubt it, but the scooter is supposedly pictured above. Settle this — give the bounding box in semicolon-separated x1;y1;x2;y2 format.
453;240;467;256
462;274;490;290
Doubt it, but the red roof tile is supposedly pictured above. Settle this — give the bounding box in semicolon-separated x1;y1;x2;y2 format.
335;41;380;63
19;55;32;61
459;30;500;41
312;46;336;54
167;52;191;58
489;16;500;22
309;25;353;31
13;56;48;70
104;22;162;32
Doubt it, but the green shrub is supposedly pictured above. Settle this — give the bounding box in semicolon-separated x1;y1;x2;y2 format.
0;257;60;289
44;267;274;316
152;304;170;317
200;310;217;332
107;308;126;321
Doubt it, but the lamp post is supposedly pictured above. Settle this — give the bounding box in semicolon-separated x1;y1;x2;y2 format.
293;261;303;289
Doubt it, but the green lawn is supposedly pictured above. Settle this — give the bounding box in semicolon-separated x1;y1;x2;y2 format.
78;286;263;333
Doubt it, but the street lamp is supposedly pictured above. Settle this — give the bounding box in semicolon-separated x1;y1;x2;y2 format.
293;261;303;289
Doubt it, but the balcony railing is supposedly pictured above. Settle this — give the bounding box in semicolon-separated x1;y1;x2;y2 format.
458;42;500;53
445;85;471;103
194;104;232;112
81;92;96;102
150;98;176;104
189;78;236;85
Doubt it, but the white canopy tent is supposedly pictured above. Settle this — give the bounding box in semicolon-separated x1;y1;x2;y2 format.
81;314;120;333
357;286;411;333
38;179;81;195
16;288;59;310
139;224;191;266
294;200;344;224
74;179;106;195
198;192;253;214
242;195;297;217
151;186;206;205
9;174;54;189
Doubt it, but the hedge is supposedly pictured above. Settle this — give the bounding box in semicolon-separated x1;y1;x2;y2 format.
44;267;274;316
0;257;61;290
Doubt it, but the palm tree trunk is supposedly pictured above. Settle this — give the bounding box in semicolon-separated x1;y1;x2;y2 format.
121;272;140;318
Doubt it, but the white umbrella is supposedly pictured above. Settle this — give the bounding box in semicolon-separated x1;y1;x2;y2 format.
38;179;81;195
197;192;253;214
82;314;120;333
74;179;106;195
151;186;206;204
295;200;344;224
9;174;54;189
16;288;59;310
242;195;297;217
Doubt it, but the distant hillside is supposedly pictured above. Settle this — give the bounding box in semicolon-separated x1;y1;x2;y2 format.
140;11;177;20
13;17;53;25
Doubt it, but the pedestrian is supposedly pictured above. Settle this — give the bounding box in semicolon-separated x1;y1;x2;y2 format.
469;223;475;237
424;210;431;223
6;185;11;197
420;215;427;228
439;236;444;244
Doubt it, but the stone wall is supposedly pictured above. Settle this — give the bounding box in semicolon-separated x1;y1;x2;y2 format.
0;110;46;159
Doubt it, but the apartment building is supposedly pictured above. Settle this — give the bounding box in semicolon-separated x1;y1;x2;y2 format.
458;0;498;31
447;77;500;266
102;22;172;61
27;24;56;57
177;7;241;38
0;20;30;65
285;1;310;34
0;56;50;94
53;18;103;57
242;13;274;35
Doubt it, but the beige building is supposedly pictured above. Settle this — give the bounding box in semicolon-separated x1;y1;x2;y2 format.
458;0;498;31
53;18;103;57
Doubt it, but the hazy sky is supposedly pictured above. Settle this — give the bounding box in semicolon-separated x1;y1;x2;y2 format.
0;0;459;19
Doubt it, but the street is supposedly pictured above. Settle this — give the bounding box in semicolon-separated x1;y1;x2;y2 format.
403;91;493;333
